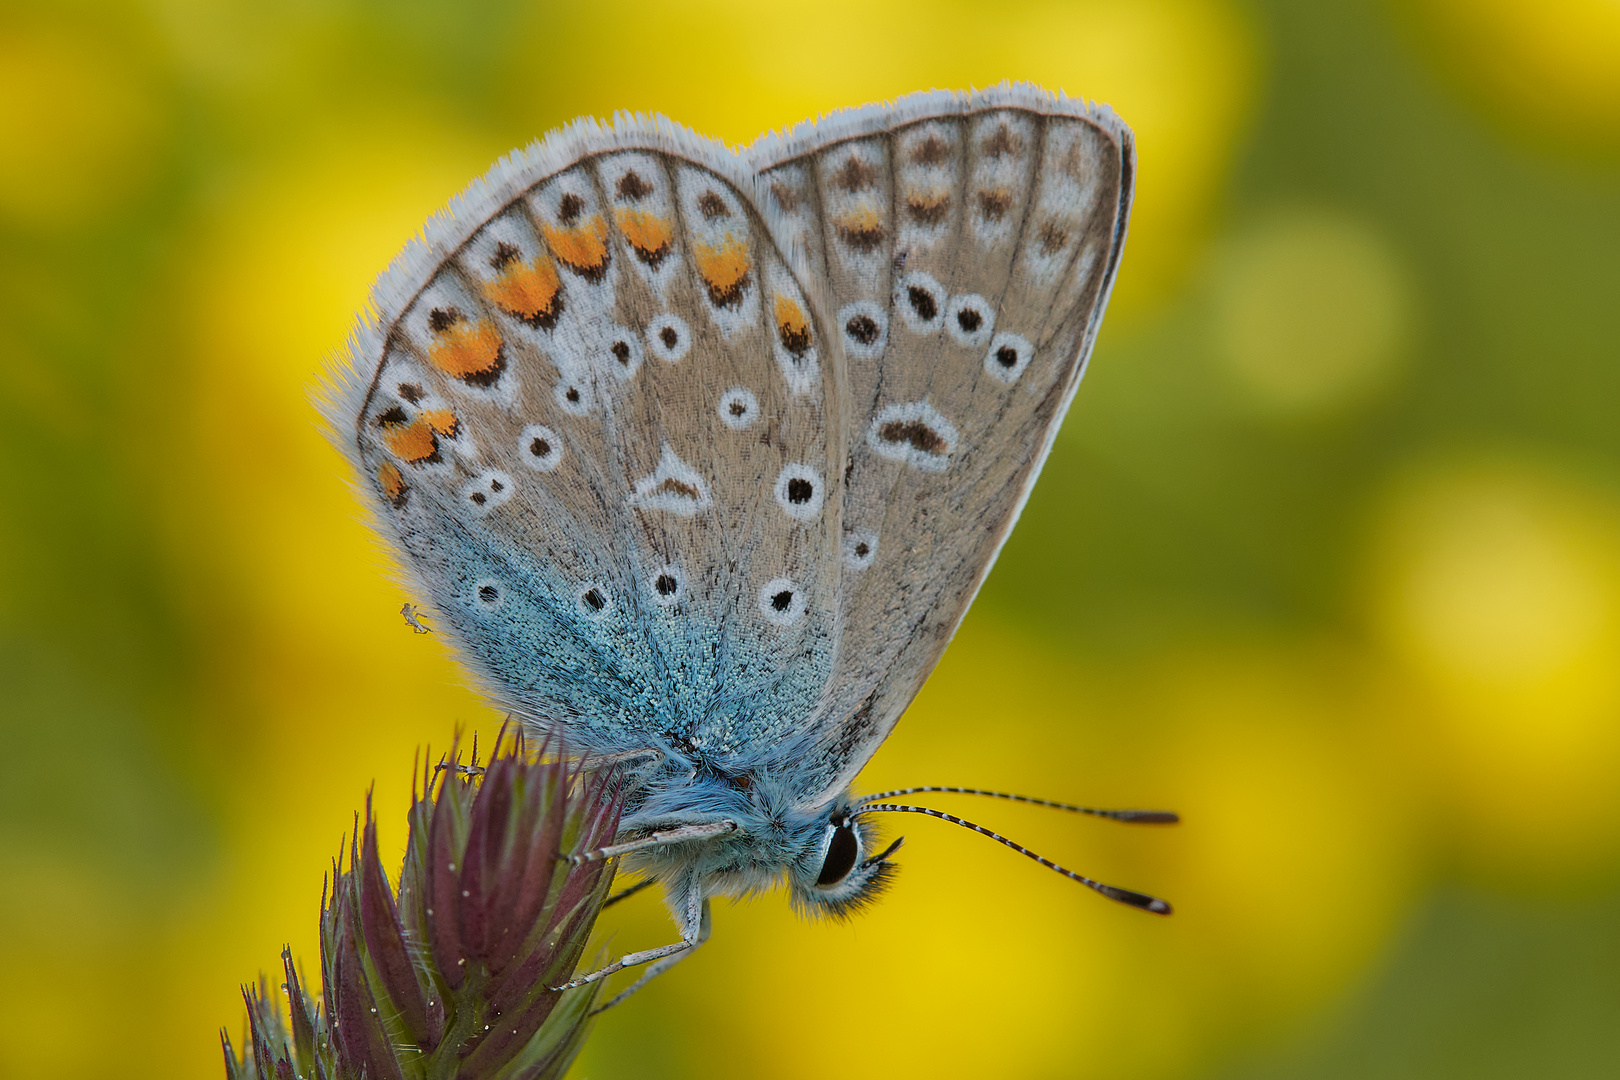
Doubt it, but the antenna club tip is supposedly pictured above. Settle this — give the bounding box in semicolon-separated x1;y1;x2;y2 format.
1121;810;1180;824
1101;884;1174;915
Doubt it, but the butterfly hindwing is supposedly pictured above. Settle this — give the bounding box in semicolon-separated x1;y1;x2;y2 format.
333;124;847;761
750;87;1134;800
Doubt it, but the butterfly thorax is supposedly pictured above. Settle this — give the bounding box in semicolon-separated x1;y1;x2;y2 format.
617;758;821;889
614;760;896;917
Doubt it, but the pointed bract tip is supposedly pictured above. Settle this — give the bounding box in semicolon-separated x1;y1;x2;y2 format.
227;734;624;1080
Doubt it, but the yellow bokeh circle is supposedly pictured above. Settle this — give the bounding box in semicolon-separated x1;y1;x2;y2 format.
1367;458;1620;874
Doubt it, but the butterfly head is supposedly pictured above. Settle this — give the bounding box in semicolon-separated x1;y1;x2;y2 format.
787;802;903;919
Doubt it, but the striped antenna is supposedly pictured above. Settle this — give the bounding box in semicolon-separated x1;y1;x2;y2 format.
855;802;1173;915
858;786;1178;823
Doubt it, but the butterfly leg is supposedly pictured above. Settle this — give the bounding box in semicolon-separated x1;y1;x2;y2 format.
569;818;737;866
602;875;660;909
551;875;708;995
550;936;692;993
580;747;664;770
590;898;712;1014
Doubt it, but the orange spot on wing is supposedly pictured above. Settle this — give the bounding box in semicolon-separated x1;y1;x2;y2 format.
774;293;808;333
428;318;504;384
378;461;409;507
481;256;561;326
616;209;674;266
905;189;951;227
774;293;811;356
540;215;610;276
838;205;883;231
381;417;440;464
694;235;751;306
834;206;886;253
420;409;459;438
976;188;1013;221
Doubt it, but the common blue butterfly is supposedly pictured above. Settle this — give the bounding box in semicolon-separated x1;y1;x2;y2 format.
325;83;1173;1010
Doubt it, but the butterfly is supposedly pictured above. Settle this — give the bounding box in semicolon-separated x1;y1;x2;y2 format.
325;82;1173;1010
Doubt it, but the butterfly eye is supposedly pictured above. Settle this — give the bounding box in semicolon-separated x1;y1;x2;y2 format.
816;823;861;886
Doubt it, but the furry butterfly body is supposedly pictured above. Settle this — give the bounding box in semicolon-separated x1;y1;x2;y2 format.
326;84;1141;1001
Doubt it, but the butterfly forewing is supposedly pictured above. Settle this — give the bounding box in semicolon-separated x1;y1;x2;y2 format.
344;137;845;759
751;90;1134;800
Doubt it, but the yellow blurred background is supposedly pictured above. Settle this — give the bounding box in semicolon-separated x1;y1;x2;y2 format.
2;0;1618;1077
